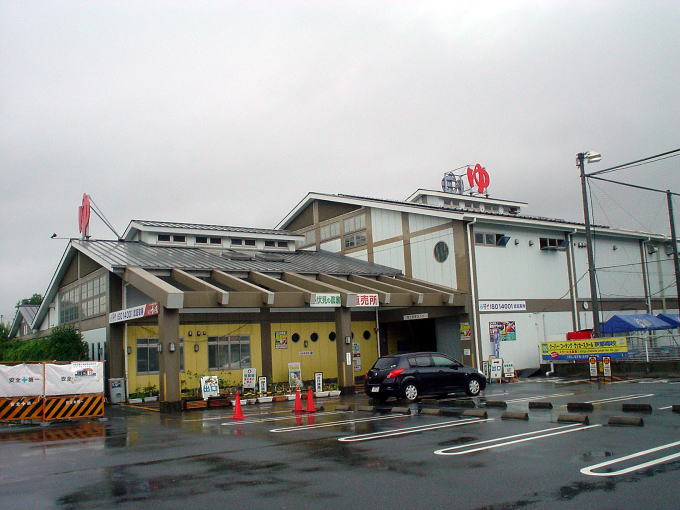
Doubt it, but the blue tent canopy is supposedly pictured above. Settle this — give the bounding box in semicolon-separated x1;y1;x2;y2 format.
600;314;674;334
657;313;680;327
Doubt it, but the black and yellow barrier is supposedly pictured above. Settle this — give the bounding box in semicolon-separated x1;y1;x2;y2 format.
0;396;44;421
43;394;105;421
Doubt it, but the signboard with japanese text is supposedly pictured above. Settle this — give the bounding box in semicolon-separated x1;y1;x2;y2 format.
0;364;43;397
310;293;341;307
459;322;472;340
353;294;379;307
109;302;159;324
404;313;428;321
200;376;220;399
602;356;612;377
589;356;598;377
274;331;288;349
540;338;628;361
314;372;323;393
44;362;104;396
503;361;514;378
479;301;526;312
489;321;517;342
352;342;362;372
490;358;503;381
242;368;257;389
258;376;267;394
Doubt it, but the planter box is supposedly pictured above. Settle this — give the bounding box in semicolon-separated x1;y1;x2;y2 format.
272;396;287;402
328;390;341;397
314;391;329;398
128;398;143;404
286;394;296;401
246;398;257;405
207;398;230;408
257;396;273;403
183;399;208;410
143;396;158;402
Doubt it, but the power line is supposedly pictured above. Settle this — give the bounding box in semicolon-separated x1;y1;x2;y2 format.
587;148;680;177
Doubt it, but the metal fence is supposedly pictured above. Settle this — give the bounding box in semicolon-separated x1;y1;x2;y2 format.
624;332;680;362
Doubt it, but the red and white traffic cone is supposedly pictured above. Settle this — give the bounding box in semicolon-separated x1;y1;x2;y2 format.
232;391;244;420
306;386;316;413
293;387;303;413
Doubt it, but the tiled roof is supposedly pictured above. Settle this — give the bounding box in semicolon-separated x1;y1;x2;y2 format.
75;240;402;276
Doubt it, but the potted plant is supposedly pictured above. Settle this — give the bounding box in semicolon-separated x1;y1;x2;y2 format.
143;384;158;402
328;383;341;397
257;391;273;404
244;390;257;405
272;383;288;402
128;388;144;404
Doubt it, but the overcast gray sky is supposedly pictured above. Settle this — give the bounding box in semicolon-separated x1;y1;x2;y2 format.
1;1;679;325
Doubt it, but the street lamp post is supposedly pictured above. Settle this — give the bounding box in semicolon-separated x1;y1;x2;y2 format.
577;151;602;337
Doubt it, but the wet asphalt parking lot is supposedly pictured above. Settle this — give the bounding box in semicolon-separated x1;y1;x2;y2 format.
1;377;679;510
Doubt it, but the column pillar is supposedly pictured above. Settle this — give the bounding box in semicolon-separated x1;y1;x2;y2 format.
260;309;273;381
158;306;181;412
335;307;355;394
106;274;125;378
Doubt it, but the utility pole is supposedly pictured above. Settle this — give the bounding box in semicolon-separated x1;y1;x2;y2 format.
667;191;680;310
578;152;602;336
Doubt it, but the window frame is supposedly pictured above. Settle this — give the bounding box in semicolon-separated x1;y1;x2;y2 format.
207;335;251;370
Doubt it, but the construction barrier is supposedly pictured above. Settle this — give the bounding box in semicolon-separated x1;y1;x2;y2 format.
0;362;104;422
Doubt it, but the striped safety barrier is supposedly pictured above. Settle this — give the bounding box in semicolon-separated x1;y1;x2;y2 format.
0;396;44;421
43;394;105;421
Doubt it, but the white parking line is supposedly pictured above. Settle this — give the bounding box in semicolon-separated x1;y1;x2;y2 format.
504;392;574;403
270;414;407;433
434;423;601;456
585;393;654;404
580;440;680;477
338;418;492;443
220;410;346;426
658;406;673;410
555;379;590;385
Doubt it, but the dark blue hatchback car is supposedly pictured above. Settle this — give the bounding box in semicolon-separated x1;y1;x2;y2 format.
364;352;486;402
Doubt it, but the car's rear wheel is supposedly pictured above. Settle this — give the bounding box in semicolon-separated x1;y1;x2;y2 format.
465;377;481;396
403;382;419;401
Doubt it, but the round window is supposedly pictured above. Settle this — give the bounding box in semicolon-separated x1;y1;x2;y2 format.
363;330;371;340
434;241;449;263
310;332;319;342
291;333;300;343
329;332;336;341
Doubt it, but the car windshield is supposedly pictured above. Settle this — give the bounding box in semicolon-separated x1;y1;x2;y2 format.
373;357;399;370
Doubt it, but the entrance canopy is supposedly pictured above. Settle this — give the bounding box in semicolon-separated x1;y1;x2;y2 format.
601;314;674;334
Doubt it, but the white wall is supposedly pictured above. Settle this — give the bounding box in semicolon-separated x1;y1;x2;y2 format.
125;285;154;308
475;224;570;299
573;234;645;298
373;241;405;272
646;246;677;302
410;229;456;289
82;327;107;361
409;213;449;233
320;239;341;252
479;311;573;369
346;249;368;261
371;208;402;242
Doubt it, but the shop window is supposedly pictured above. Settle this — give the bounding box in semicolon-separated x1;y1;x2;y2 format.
137;338;159;374
344;231;367;249
539;237;567;251
208;335;251;370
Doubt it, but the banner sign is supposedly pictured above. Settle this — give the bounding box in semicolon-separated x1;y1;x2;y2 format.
459;322;472;340
352;342;362;372
353;294;379;307
479;301;526;312
503;361;514;378
242;368;257;389
540;338;628;361
288;362;302;388
274;331;288;349
310;293;341;307
109;302;159;324
314;372;323;393
44;362;104;396
0;364;43;397
200;376;220;399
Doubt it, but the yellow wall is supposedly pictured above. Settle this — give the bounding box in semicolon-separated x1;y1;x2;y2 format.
126;319;378;393
270;320;378;383
126;323;262;394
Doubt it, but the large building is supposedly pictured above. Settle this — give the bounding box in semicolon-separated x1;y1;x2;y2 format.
15;219;462;410
276;185;678;370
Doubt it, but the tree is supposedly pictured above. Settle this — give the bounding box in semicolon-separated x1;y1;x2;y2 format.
1;326;87;362
16;293;43;307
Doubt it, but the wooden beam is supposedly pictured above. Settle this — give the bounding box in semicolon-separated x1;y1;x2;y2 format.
248;272;308;306
123;266;184;309
378;275;453;305
213;270;275;305
282;272;355;307
318;274;399;305
172;269;228;305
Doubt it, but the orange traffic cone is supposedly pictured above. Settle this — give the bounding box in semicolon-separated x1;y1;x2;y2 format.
293;387;303;413
306;386;316;413
232;391;244;420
